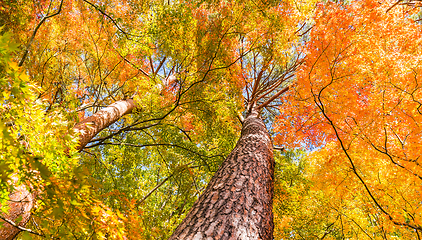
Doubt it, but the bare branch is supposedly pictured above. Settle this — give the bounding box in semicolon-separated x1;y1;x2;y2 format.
386;0;404;12
0;216;44;237
256;86;289;110
19;0;64;66
82;0;143;39
237;112;245;124
273;146;285;151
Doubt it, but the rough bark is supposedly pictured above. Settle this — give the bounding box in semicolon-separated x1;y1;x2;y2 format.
169;110;275;240
0;99;137;239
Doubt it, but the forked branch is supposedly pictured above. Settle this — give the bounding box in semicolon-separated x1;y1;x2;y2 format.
19;0;64;66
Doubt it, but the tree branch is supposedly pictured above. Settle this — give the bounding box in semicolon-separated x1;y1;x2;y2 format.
19;0;64;66
136;172;176;207
386;0;404;12
256;86;289;110
0;216;44;237
82;0;142;39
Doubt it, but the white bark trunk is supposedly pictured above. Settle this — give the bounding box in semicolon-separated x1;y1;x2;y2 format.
0;99;137;239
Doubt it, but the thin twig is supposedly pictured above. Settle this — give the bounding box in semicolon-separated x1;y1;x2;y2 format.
0;216;44;237
386;0;404;12
136;173;174;207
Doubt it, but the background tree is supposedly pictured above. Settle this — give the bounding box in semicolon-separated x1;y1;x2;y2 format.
276;0;422;238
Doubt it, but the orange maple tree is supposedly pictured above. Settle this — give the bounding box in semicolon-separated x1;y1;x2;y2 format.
275;0;422;238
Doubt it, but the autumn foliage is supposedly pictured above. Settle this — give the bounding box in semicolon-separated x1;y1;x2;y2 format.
2;0;422;239
275;0;422;238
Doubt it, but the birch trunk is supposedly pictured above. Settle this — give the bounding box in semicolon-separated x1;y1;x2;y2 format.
169;110;275;239
73;99;137;150
0;99;137;239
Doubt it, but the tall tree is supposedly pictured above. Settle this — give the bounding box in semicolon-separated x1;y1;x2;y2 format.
169;108;275;239
167;0;315;237
0;0;316;239
276;0;422;238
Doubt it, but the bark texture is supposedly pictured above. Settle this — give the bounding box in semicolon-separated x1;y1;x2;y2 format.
0;176;34;240
0;99;136;239
169;110;275;240
73;99;137;150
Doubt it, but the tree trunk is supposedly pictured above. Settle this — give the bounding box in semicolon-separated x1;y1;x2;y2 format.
0;99;137;239
73;99;137;150
169;110;275;240
0;176;35;240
